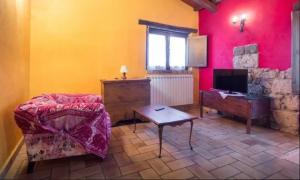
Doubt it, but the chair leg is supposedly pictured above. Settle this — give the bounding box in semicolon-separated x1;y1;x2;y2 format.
27;161;36;174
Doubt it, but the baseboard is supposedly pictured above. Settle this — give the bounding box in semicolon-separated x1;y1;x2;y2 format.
0;137;24;178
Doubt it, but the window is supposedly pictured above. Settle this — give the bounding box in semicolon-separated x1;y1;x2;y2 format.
147;28;187;71
148;33;167;70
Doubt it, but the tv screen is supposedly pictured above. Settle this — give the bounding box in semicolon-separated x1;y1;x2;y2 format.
213;69;248;94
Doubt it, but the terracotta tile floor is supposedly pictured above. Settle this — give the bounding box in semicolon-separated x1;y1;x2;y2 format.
5;108;300;179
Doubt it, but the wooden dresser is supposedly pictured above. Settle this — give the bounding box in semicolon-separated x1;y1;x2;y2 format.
100;78;150;126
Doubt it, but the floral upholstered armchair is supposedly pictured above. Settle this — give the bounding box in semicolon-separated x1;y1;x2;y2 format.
14;94;111;173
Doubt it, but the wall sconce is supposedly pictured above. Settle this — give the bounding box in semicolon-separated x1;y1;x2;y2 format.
232;14;247;32
120;65;128;80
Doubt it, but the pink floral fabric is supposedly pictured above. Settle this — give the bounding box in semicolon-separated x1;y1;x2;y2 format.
24;133;86;162
15;94;111;161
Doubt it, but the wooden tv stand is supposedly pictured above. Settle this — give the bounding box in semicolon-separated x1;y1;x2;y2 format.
200;90;270;134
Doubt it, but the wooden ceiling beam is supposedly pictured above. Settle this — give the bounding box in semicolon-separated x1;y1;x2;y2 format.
194;0;217;12
182;0;203;11
182;0;217;12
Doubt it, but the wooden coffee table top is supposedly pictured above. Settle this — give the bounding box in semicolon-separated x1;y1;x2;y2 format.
133;105;198;125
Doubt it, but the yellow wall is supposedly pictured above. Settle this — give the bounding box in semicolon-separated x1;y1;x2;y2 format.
30;0;198;96
0;0;196;173
0;0;30;172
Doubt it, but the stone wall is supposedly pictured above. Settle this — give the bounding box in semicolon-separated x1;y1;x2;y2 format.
233;44;299;135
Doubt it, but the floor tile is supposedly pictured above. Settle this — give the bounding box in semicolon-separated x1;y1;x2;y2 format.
210;165;240;179
70;165;102;179
130;152;156;162
210;155;237;167
147;158;171;175
161;168;194;179
187;164;216;179
120;161;150;175
166;158;194;170
231;161;267;179
139;168;160;179
114;152;132;166
230;152;258;166
267;173;289;179
250;152;275;164
233;173;252;179
192;155;217;171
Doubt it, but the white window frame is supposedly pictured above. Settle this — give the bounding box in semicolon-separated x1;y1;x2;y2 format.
146;27;188;72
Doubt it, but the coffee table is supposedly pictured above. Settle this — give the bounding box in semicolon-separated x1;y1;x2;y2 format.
133;105;198;158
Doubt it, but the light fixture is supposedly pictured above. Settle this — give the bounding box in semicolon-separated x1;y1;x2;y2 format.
232;14;247;32
120;65;128;80
240;14;247;21
231;16;239;24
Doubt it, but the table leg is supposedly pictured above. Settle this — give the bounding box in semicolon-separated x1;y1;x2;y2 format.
189;121;193;150
27;161;36;174
200;92;203;118
247;118;252;134
158;125;164;158
200;106;203;118
133;111;136;133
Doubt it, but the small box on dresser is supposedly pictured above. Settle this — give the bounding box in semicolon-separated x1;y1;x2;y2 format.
100;78;150;126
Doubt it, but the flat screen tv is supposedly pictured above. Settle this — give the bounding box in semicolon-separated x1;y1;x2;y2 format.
213;69;248;94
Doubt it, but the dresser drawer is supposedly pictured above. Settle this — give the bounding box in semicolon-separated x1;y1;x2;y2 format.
103;82;150;105
100;79;151;125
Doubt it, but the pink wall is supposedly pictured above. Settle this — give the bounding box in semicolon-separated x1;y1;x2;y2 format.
199;0;298;90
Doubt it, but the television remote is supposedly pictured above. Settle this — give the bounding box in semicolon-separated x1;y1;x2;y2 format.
155;108;165;111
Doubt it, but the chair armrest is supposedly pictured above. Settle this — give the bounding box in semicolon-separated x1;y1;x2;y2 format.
37;103;105;118
48;94;103;104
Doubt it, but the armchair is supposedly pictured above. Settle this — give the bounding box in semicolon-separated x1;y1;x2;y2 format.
14;94;111;173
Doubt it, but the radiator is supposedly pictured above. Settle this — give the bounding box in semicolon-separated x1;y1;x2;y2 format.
147;74;193;106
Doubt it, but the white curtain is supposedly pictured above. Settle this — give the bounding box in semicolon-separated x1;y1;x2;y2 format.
147;33;166;70
169;36;186;70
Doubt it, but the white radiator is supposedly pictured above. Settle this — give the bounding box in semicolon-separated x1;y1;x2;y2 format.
147;74;193;106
